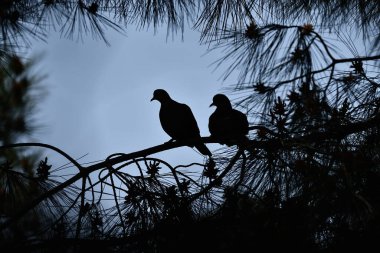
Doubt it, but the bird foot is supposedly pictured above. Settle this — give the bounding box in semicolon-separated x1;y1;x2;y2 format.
165;139;175;144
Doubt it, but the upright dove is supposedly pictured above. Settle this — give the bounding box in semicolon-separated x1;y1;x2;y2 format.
209;94;249;145
151;89;212;157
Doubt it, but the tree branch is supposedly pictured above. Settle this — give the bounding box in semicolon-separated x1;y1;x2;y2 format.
1;113;379;231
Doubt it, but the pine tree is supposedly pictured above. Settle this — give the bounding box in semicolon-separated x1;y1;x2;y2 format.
1;1;380;252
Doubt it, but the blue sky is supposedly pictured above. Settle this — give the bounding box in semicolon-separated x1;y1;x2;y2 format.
24;21;370;173
27;26;235;169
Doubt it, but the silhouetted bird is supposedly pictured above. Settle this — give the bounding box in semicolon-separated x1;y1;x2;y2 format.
209;94;249;145
151;89;212;157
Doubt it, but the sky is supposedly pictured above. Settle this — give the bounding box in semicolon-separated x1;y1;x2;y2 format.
27;26;235;170
23;20;370;176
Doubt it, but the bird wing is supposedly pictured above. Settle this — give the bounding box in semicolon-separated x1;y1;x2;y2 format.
232;109;249;135
160;100;211;156
160;100;201;140
209;109;248;138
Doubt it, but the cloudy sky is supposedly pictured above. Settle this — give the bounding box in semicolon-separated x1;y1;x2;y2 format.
27;26;238;169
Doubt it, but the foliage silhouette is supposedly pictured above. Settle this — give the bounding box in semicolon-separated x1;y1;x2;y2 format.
1;0;380;252
0;56;62;246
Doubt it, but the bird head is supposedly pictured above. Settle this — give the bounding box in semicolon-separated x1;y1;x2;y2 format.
210;94;232;109
151;89;171;103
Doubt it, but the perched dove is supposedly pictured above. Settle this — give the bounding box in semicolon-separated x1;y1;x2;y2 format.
151;89;212;156
209;94;249;145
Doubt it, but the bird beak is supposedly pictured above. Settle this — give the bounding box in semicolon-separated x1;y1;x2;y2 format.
209;102;215;107
150;96;156;102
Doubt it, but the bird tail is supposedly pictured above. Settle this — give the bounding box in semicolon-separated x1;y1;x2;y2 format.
195;143;212;157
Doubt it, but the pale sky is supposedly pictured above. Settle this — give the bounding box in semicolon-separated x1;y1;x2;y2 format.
27;26;236;169
24;22;369;174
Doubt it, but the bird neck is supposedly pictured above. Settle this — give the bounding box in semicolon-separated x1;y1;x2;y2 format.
159;98;174;106
216;104;233;113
